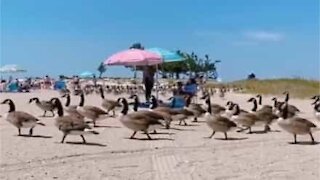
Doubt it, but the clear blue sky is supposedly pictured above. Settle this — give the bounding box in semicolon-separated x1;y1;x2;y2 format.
1;0;319;81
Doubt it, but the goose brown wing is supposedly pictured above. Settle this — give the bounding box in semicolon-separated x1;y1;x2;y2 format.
84;106;108;115
127;112;162;125
56;115;89;131
292;117;316;128
216;116;237;127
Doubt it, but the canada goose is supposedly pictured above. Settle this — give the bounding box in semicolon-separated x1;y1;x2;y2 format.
230;104;258;133
1;99;45;136
200;94;226;114
150;95;193;126
184;95;206;122
129;94;171;129
278;102;317;144
204;96;237;139
51;98;99;143
118;98;165;140
61;93;84;119
29;97;55;117
271;97;299;118
98;86;121;117
311;97;320;121
75;90;108;127
248;98;278;132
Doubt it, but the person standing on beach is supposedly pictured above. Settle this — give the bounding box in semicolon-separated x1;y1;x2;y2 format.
143;66;155;102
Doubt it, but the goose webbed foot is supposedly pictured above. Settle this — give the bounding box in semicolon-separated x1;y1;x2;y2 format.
130;131;137;139
224;132;228;140
293;134;297;144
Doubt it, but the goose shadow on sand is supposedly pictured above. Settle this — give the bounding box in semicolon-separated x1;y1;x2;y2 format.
65;142;107;147
202;137;248;141
288;141;319;145
17;134;52;138
124;137;174;141
169;127;196;131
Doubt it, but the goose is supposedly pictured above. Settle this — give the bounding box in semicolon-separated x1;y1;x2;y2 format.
271;97;299;118
311;97;320;121
230;104;258;133
204;96;237;139
129;94;171;129
51;98;99;143
248;98;278;132
61;93;84;119
282;91;300;113
118;98;165;140
29;97;55;117
278;102;317;144
150;95;194;126
98;86;121;117
75;90;108;127
184;95;206;122
1;99;45;136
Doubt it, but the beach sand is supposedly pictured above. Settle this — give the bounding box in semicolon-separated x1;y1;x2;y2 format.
0;90;319;180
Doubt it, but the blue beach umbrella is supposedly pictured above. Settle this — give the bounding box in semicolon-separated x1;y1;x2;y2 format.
147;47;184;62
79;71;94;78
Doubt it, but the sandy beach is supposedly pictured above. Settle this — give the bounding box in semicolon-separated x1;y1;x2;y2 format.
0;90;319;180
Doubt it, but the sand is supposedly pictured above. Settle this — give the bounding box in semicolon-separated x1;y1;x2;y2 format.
0;90;319;180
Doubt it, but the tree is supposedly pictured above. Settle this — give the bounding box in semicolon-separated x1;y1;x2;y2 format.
97;62;107;78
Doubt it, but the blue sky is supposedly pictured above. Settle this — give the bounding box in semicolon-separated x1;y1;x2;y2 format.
1;0;319;81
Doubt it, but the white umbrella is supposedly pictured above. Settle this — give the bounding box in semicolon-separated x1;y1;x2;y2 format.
0;64;27;73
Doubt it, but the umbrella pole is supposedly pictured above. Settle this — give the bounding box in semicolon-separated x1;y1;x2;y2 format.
156;65;159;99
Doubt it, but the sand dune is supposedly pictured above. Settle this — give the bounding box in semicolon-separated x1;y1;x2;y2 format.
0;90;319;180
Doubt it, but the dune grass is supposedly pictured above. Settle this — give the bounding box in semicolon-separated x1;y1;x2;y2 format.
207;78;320;99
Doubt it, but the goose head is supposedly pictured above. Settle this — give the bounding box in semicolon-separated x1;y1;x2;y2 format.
1;99;15;112
149;95;158;109
29;97;40;104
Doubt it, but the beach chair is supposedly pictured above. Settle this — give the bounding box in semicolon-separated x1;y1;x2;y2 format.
54;81;66;90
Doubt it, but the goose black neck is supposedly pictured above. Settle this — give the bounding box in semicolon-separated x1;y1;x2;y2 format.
257;96;262;105
54;99;64;116
150;98;158;109
99;87;105;99
133;96;139;112
185;96;191;107
284;93;289;102
79;93;85;107
207;98;212;114
281;104;288;119
65;94;71;107
314;103;320;112
251;99;257;112
121;99;129;115
273;98;277;107
8;100;15;112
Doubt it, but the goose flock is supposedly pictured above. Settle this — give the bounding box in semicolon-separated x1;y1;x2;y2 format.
1;86;319;145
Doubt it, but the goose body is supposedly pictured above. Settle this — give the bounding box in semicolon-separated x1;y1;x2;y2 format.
99;86;121;116
51;98;98;143
118;98;164;139
278;102;316;144
76;91;108;127
29;97;55;117
205;113;237;139
1;99;45;136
